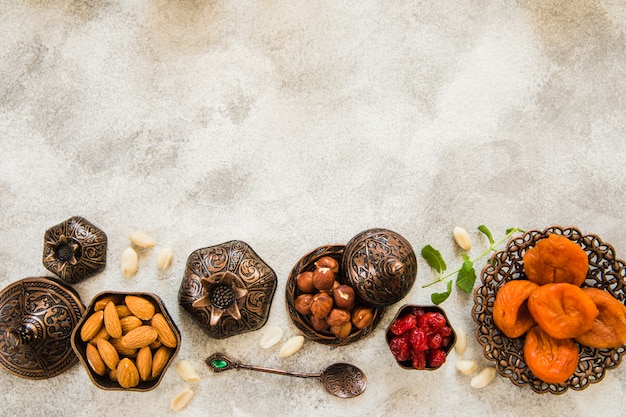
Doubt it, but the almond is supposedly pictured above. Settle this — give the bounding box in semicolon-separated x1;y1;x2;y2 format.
94;295;119;311
151;313;177;348
453;226;472;251
151;346;173;378
125;295;155;320
170;388;194;411
117;358;140;389
109;338;138;357
86;343;106;376
175;360;200;382
121;325;158;349
149;340;162;349
129;231;155;249
96;338;120;370
88;327;110;345
80;310;104;342
103;302;123;339
278;335;304;358
116;304;132;318
121;247;139;278
120;315;143;334
156;247;173;270
136;346;153;381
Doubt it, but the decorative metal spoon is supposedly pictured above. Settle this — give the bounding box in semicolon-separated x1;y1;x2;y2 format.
205;352;367;399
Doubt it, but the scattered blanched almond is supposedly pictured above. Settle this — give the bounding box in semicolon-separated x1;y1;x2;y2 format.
176;360;201;382
171;388;194;411
130;231;155;249
278;335;304;358
455;329;467;354
156;247;174;270
456;359;478;375
470;367;496;388
453;227;472;251
259;326;283;349
121;247;138;278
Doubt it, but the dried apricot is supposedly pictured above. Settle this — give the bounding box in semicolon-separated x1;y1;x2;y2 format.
527;283;598;339
524;326;579;384
523;234;588;286
575;288;626;348
492;280;539;338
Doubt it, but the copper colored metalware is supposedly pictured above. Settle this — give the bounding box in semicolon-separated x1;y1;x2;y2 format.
71;291;181;391
0;277;85;379
472;225;626;394
42;216;108;284
206;352;367;399
285;244;384;346
343;228;418;306
385;304;457;370
178;240;277;339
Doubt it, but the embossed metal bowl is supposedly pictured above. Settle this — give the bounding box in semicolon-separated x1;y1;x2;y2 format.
385;304;456;370
285;245;384;346
472;225;626;394
71;291;181;392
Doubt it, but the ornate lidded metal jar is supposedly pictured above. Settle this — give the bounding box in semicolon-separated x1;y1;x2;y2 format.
178;240;277;339
42;216;108;284
0;277;85;379
342;228;417;306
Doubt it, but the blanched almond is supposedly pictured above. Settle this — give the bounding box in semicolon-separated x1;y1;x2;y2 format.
129;231;155;249
121;247;139;278
453;226;472;251
156;247;173;270
171;388;194;411
456;359;478;375
471;367;496;388
455;329;467;354
278;335;304;358
176;360;200;382
259;326;283;349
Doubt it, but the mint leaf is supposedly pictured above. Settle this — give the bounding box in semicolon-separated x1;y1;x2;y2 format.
456;254;476;293
431;280;452;305
421;245;447;273
506;227;524;235
478;225;494;245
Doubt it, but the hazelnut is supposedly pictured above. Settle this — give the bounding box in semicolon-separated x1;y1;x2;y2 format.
312;268;335;290
296;271;315;293
330;321;352;339
351;306;374;329
326;308;351;326
310;316;330;332
294;294;313;315
310;292;333;318
315;256;339;273
333;285;356;310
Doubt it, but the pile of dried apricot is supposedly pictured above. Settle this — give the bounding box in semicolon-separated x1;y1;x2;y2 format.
492;234;626;384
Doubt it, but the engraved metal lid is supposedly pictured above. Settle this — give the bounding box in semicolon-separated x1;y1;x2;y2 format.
0;277;85;379
178;240;277;339
342;228;417;306
42;216;108;284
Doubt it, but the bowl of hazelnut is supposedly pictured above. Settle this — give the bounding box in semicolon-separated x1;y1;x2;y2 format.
71;291;181;391
285;245;384;346
385;304;456;370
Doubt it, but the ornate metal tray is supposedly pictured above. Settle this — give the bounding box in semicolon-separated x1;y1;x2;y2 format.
472;225;626;394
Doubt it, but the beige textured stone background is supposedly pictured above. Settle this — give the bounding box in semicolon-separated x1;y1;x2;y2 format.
1;1;624;416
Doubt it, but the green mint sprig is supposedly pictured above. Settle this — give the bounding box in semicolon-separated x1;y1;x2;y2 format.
421;226;524;305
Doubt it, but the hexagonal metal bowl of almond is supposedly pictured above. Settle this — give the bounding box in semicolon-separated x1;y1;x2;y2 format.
71;291;181;391
285;244;385;346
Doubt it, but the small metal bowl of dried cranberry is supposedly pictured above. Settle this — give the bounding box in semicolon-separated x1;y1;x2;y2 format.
385;305;456;370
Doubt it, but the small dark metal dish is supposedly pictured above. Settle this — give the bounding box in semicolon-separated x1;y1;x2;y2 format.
71;291;181;392
385;304;456;370
285;245;384;346
472;225;626;394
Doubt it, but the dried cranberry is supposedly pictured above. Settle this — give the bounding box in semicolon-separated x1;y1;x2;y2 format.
411;350;427;370
441;336;450;347
408;327;428;351
390;314;417;336
427;333;443;349
411;307;426;319
428;349;447;368
419;311;447;332
438;326;453;337
389;336;411;361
